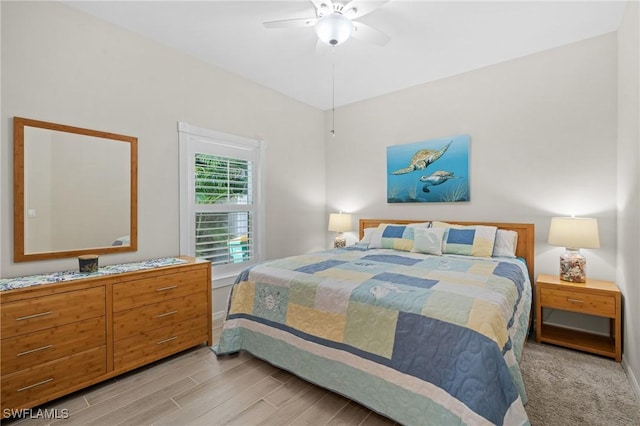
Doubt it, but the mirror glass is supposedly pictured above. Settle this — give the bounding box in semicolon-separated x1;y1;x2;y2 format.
14;117;137;261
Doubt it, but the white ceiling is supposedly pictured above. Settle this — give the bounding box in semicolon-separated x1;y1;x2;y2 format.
64;1;627;111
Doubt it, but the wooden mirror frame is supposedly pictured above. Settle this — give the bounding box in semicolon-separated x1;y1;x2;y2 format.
13;117;138;262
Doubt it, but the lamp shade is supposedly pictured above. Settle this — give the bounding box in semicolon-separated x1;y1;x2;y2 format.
315;13;353;46
328;213;352;232
548;217;600;249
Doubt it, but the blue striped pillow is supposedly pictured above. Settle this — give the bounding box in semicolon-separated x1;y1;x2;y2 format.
433;222;498;257
369;223;430;251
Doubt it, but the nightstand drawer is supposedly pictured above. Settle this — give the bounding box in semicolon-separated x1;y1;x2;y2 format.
539;288;615;317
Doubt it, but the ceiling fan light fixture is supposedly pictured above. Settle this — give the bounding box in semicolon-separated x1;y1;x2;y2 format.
315;13;353;46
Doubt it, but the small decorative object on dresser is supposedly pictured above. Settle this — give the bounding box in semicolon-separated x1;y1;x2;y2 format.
78;254;99;272
0;257;211;416
547;216;600;283
328;212;351;248
535;273;621;361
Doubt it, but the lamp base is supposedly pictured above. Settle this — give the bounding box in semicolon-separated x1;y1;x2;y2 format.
559;249;586;283
333;235;346;248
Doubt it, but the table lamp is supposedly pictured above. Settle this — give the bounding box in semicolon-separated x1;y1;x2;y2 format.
328;213;352;248
548;217;600;283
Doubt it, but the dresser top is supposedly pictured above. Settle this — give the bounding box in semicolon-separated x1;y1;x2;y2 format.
0;257;189;292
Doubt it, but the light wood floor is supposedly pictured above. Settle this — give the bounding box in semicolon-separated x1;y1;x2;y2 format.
5;323;396;426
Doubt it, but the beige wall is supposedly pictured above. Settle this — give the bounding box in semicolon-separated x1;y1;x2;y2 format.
617;0;640;397
49;134;130;250
0;1;327;314
23;127;53;253
24;130;130;252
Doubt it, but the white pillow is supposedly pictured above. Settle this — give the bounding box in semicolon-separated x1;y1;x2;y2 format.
359;227;377;245
492;229;518;258
411;227;445;255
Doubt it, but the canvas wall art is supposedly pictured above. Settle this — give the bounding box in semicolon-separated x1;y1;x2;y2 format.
387;135;470;203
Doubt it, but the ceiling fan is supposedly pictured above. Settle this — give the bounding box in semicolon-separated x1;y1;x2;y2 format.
263;0;390;47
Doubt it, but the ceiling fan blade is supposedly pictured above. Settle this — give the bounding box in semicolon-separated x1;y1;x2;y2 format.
312;0;336;19
340;1;357;14
352;21;390;46
350;0;390;19
310;0;330;12
263;17;317;29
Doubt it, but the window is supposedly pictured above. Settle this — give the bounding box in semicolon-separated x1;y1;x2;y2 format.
178;122;264;283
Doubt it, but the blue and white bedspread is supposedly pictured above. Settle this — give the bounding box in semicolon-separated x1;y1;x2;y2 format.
215;247;531;425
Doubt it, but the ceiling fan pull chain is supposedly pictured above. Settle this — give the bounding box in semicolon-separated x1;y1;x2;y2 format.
331;46;336;137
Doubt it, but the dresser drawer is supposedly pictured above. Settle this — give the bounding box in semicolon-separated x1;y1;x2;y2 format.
113;294;209;341
114;316;208;371
539;287;616;317
1;317;105;375
1;287;105;338
1;346;106;411
113;269;207;312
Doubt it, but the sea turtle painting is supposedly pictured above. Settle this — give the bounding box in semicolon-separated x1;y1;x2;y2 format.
391;140;452;175
387;134;470;204
419;170;459;192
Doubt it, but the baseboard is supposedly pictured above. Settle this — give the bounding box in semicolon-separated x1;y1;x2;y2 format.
622;355;640;401
213;310;226;323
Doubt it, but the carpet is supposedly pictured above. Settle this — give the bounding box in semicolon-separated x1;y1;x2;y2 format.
521;340;640;425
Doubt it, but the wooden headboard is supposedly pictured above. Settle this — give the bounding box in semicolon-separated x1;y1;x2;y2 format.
359;219;535;284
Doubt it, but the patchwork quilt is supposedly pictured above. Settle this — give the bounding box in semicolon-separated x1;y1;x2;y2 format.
215;247;531;425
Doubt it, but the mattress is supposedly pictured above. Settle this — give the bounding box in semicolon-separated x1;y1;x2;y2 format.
215;246;531;425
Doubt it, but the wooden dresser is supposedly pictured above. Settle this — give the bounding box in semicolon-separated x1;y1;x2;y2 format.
0;257;211;414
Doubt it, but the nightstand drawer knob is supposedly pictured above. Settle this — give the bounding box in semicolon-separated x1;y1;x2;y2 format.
566;298;584;303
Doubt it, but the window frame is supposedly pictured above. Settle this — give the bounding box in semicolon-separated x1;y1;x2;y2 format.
178;122;265;288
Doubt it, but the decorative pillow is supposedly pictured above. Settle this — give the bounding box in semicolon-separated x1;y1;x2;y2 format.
492;229;518;258
432;222;498;257
369;223;430;251
359;227;377;245
411;227;445;255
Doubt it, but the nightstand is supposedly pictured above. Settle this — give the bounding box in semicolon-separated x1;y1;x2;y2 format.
535;274;621;361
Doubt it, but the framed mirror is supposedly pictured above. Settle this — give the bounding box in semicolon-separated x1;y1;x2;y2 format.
14;117;138;262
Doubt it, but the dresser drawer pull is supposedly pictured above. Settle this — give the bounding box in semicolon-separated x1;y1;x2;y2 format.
156;310;178;318
156;285;178;292
16;311;53;321
17;344;54;357
567;298;584;303
157;336;177;345
17;378;53;392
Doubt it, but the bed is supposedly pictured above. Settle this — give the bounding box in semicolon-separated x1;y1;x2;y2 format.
215;219;534;425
